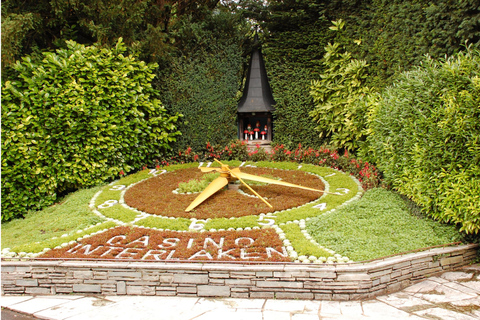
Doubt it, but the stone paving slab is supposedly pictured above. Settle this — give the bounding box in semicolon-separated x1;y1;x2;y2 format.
3;296;80;315
2;264;479;320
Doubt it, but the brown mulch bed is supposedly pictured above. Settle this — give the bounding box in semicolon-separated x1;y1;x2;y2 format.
124;167;325;219
40;226;292;262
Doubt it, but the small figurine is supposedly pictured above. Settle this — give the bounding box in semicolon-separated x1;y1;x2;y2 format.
254;127;260;140
261;130;266;140
244;129;249;140
249;130;254;140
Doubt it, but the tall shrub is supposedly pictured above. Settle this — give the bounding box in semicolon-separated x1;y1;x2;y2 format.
310;20;374;150
1;39;181;221
365;46;480;234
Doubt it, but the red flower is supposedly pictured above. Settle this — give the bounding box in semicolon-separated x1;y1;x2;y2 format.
119;170;125;176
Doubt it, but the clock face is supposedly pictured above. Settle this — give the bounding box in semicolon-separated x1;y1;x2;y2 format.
40;161;362;263
124;166;325;219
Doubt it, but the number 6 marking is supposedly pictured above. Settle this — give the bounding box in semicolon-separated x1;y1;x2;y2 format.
98;200;118;209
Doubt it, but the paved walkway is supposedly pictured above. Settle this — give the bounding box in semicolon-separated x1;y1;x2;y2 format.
2;264;479;320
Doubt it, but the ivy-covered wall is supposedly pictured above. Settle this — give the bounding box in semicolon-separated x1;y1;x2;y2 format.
156;12;249;152
261;22;331;149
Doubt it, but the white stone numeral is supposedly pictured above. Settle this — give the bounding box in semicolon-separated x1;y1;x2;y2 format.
336;188;350;195
258;215;276;226
189;220;207;231
98;200;118;209
313;203;327;210
149;169;166;176
109;185;126;191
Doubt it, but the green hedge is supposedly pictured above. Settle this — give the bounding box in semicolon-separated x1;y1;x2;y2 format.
262;23;328;149
345;0;480;87
365;46;480;234
156;12;247;151
1;39;181;221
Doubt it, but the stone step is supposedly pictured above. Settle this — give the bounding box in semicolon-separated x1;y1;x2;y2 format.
246;141;272;153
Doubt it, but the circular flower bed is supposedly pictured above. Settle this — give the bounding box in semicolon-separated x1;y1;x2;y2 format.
124;167;324;219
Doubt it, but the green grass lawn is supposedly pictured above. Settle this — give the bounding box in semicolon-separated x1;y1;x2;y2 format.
306;188;463;261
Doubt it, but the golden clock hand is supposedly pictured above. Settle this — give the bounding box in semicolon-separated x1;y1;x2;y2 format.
231;168;338;195
185;176;229;212
213;159;273;209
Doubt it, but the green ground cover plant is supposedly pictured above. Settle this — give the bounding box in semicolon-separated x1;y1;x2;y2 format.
1;186;109;253
280;223;333;259
203;216;261;231
135;216;191;231
307;188;463;261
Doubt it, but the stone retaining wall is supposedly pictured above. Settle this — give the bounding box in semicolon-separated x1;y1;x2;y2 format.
2;244;477;300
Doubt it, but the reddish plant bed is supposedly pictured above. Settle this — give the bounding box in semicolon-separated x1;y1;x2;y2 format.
124;167;324;219
40;226;291;262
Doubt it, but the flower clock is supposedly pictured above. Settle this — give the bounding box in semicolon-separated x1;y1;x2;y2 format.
40;161;363;264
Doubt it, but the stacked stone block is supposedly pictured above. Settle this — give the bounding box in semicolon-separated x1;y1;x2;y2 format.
2;244;477;300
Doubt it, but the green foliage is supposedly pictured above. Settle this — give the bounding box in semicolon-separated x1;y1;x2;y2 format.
99;205;138;223
262;33;327;149
310;21;375;150
0;0;222;71
345;0;480;87
157;12;247;151
1;39;181;221
307;188;463;261
365;46;480;234
1;11;37;70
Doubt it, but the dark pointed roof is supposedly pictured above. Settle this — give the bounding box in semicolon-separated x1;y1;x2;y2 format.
237;33;276;113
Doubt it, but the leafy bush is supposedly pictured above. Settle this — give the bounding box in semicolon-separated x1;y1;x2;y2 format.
1;39;181;221
365;46;480;234
310;20;375;150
